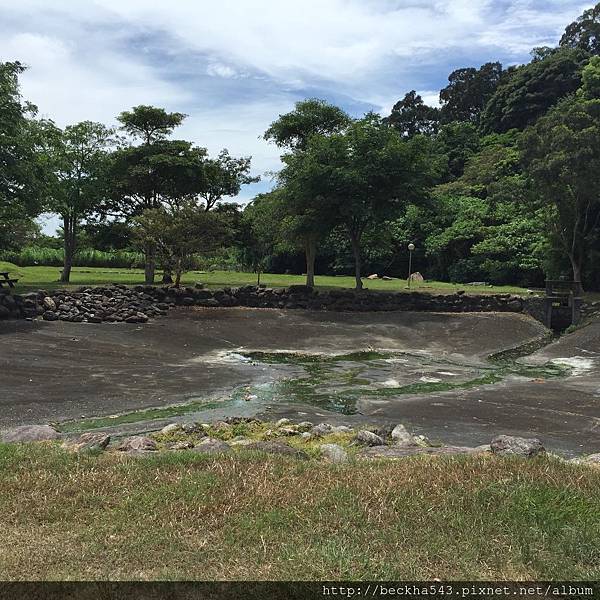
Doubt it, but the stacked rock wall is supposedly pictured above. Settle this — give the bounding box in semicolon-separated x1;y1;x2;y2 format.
0;283;563;325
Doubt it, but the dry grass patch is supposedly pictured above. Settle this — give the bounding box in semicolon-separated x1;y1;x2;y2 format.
0;442;598;580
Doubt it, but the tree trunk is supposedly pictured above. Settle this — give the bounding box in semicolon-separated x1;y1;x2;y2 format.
61;216;75;283
304;238;316;288
162;267;173;284
350;233;362;290
144;242;156;285
569;253;583;291
257;270;261;286
174;259;183;287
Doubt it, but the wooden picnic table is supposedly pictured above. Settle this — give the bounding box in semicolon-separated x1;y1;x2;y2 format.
0;271;19;289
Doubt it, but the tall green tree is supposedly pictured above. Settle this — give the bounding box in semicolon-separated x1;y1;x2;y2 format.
111;105;208;283
480;48;588;133
521;90;600;286
385;90;440;137
560;2;600;55
264;99;351;286
290;114;438;289
44;121;114;282
0;62;46;250
439;62;504;125
199;149;258;211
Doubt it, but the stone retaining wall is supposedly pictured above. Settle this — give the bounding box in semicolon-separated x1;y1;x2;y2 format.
0;283;569;325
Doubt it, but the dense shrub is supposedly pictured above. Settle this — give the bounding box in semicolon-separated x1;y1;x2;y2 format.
0;247;145;269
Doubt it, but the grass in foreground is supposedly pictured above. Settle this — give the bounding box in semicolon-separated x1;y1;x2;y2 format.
0;443;598;580
2;262;531;295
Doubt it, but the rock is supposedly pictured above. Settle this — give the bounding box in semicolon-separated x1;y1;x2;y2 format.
245;441;309;459
490;435;544;458
367;274;379;280
358;446;483;459
311;423;333;436
1;424;61;443
278;427;299;436
118;436;157;452
297;421;314;431
42;296;56;310
572;453;600;466
331;425;354;434
381;275;393;281
355;430;385;447
408;272;424;283
229;437;254;446
275;418;292;427
42;310;58;321
63;432;110;452
299;432;312;440
390;424;417;446
169;441;194;450
181;422;204;434
192;437;231;454
320;443;349;464
160;423;180;435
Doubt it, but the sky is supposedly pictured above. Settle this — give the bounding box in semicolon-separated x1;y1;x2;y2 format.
0;0;592;234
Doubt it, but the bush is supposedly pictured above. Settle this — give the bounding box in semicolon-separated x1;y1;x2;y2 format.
0;247;146;269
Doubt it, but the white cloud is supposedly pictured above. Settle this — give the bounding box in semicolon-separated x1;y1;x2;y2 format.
0;0;591;235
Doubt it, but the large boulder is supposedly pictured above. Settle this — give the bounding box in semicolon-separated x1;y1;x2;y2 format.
1;424;61;443
355;430;385;447
191;437;231;454
390;424;417;447
490;435;544;458
118;436;157;453
320;443;349;464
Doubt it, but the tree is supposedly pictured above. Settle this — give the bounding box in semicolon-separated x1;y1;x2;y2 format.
521;93;600;286
134;202;229;286
290;114;438;289
439;62;503;125
113;105;191;283
264;99;351;286
480;48;588;133
0;62;47;250
435;122;481;180
560;2;600;55
109;133;207;283
200;149;258;211
117;105;186;145
239;191;285;284
385;90;440;137
43;121;114;282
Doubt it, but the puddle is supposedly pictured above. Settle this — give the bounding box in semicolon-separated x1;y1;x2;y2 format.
59;344;571;432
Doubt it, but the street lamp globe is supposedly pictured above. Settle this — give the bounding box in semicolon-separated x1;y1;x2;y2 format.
408;243;415;251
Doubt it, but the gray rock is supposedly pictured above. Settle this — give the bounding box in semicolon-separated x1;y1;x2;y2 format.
118;436;157;452
181;422;204;434
245;441;309;459
331;425;354;434
275;418;292;427
169;441;195;450
490;435;544;458
192;437;231;454
320;443;349;464
572;453;600;466
42;296;56;310
1;424;61;443
355;430;385;447
310;423;333;436
390;424;417;446
358;446;483;459
278;427;299;436
297;421;314;431
64;432;110;452
42;310;58;321
160;423;180;435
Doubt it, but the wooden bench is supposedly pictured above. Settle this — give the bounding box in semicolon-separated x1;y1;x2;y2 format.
0;272;19;289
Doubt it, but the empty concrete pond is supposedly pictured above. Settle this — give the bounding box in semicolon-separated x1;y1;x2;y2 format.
1;307;598;455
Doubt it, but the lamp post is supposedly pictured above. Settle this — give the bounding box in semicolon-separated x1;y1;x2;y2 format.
407;242;415;289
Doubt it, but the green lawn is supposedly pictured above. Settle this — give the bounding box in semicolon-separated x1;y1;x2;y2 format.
0;443;598;580
1;262;532;295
